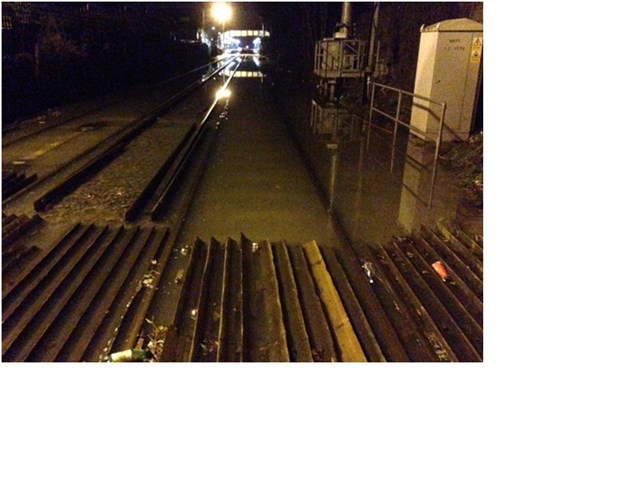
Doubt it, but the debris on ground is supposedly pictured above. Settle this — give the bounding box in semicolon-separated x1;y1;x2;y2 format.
175;269;185;284
145;318;168;361
362;261;374;284
431;260;450;282
105;348;153;362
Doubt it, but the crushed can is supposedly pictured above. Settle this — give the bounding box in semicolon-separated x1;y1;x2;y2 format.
431;261;450;282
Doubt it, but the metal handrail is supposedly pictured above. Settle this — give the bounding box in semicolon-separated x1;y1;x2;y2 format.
367;81;447;210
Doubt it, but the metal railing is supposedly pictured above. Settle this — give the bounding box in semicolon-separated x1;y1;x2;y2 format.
367;82;447;209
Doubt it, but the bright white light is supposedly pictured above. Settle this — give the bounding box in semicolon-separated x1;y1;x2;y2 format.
211;3;232;23
215;88;231;100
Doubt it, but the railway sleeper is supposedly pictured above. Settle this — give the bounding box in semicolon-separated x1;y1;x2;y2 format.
28;227;141;362
370;243;458;362
240;237;289;362
355;245;440;362
2;224;103;350
436;220;483;261
165;237;209;362
56;226;157;362
216;238;244;362
2;226;482;362
420;228;483;300
433;222;483;278
410;233;484;317
394;237;484;337
303;241;366;362
384;242;482;361
320;246;385;362
334;250;409;362
288;243;337;362
272;241;314;362
97;227;171;359
3;226;120;361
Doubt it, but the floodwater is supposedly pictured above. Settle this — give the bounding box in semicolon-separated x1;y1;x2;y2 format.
275;81;471;248
177;56;472;252
175;62;347;249
149;58;476;327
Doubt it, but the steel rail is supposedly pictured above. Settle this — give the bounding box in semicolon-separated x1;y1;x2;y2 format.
148;57;242;221
2;60;220;148
4;57;238;210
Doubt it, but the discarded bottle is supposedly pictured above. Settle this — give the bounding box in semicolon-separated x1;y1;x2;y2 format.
431;261;451;282
106;348;153;362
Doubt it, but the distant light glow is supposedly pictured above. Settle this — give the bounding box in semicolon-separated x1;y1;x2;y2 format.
211;3;232;23
216;88;231;100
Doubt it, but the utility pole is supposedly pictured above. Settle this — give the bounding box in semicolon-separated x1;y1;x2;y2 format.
362;2;380;103
337;2;352;38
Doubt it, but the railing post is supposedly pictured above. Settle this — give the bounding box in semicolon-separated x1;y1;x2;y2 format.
427;102;446;210
367;83;376;150
391;90;402;172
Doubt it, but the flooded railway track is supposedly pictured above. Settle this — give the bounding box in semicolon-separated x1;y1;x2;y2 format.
125;60;241;223
2;60;483;362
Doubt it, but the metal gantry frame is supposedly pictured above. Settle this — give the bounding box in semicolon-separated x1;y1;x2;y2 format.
314;38;368;79
367;81;447;209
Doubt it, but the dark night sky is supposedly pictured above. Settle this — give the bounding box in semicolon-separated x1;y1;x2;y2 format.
3;2;445;120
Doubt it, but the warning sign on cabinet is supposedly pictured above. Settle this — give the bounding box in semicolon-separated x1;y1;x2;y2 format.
470;36;483;64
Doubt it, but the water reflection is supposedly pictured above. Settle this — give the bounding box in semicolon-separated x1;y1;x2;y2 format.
310;100;359;143
221;55;265;80
301;98;463;246
398;135;435;232
305;100;403;244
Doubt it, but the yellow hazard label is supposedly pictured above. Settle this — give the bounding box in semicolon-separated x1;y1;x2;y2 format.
470;48;482;63
470;37;482;63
